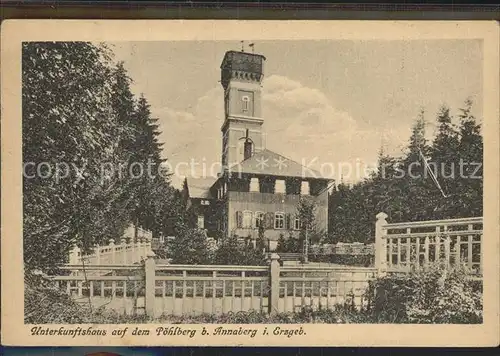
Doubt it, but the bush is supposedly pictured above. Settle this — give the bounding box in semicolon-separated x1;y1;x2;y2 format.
213;236;266;266
167;225;212;264
309;254;374;267
157;306;373;324
371;262;482;324
25;273;152;324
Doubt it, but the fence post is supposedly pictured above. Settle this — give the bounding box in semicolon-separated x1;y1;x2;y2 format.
69;245;80;265
130;238;136;264
144;251;156;318
268;253;280;315
94;244;100;265
133;238;138;262
135;237;141;261
375;212;388;275
444;235;451;269
435;226;441;262
145;237;151;257
121;237;128;265
109;239;116;264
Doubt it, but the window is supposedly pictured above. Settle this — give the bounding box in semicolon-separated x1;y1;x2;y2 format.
250;177;260;192
275;179;286;194
294;216;301;230
242;211;253;229
237;137;254;162
301;181;310;195
197;215;205;229
254;211;264;228
274;212;285;229
242;96;249;112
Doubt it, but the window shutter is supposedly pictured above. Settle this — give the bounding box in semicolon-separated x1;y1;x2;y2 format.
236;211;243;228
264;212;274;229
286;213;291;230
252;213;258;228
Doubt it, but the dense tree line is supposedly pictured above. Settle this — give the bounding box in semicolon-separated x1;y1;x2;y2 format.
23;42;189;272
328;101;483;243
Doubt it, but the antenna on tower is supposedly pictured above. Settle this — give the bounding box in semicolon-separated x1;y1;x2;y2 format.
249;43;255;53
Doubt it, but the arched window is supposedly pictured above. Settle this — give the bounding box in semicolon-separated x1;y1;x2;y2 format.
237;137;253;162
242;95;250;112
294;215;301;230
242;211;253;229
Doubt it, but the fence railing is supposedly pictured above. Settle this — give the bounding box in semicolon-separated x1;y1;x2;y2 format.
375;212;483;276
69;237;152;268
310;244;375;255
49;253;377;318
50;214;482;318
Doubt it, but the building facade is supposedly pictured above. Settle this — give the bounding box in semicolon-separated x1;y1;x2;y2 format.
184;50;332;249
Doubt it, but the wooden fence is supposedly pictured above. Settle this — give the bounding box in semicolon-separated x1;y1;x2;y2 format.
50;254;376;317
69;238;152;271
375;212;483;276
49;213;482;317
69;224;153;269
310;243;375;255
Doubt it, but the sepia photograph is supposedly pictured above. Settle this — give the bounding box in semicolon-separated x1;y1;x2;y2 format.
2;20;499;346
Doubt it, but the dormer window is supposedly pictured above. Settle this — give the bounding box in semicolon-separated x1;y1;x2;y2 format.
250;177;260;192
241;96;249;112
300;181;310;195
275;179;286;194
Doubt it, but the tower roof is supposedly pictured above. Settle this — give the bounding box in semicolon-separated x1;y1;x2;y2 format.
220;50;266;89
220;50;266;71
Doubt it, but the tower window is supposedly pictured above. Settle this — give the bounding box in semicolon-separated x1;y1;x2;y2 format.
242;96;249;112
237;137;254;162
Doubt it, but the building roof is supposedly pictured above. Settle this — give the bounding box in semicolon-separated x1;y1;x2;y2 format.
185;177;217;199
228;149;329;180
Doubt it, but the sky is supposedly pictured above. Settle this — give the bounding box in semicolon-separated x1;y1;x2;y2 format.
110;40;483;188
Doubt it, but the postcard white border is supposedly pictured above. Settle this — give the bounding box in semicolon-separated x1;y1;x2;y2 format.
1;20;499;347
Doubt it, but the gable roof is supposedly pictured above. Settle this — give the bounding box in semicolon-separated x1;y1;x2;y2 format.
185;177;217;199
229;149;328;180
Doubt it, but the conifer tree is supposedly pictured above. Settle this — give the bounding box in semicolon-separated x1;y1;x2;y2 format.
456;99;483;217
429;105;460;218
